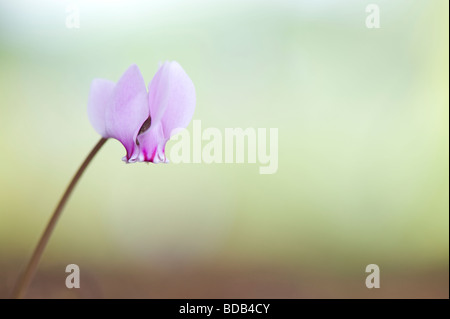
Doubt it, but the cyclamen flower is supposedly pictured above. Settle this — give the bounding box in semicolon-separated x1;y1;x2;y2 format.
88;62;196;163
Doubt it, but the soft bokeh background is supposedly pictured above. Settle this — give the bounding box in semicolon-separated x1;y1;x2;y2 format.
0;0;448;298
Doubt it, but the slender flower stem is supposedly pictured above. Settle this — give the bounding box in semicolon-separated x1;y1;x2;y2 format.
12;137;108;299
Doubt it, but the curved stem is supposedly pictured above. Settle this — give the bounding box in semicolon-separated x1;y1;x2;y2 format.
12;137;108;299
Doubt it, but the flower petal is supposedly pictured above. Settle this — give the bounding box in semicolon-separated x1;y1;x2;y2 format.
148;61;196;139
105;64;149;161
87;79;115;138
137;122;168;163
137;61;195;163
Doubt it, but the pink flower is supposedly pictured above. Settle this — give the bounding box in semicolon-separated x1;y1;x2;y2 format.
87;62;196;163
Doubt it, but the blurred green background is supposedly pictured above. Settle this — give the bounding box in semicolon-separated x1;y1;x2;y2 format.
0;0;448;298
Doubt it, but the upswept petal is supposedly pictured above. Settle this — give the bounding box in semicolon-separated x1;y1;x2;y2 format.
105;64;149;161
87;79;115;138
138;61;196;162
148;61;196;139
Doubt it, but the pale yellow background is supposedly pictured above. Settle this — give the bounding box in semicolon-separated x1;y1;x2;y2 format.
0;0;448;298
